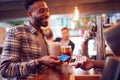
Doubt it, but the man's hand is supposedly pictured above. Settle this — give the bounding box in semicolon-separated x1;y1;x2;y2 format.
38;55;60;67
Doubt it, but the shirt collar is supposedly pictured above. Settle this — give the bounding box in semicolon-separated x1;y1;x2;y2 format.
26;21;38;34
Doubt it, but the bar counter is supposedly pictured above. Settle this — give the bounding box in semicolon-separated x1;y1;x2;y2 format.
70;67;101;80
32;63;101;80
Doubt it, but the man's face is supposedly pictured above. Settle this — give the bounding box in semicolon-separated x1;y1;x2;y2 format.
62;29;69;40
29;1;50;27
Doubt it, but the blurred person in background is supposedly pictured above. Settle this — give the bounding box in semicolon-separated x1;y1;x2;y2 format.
0;0;60;80
44;28;61;56
54;27;75;52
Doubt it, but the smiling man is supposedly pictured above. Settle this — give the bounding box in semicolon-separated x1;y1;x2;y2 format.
0;0;60;80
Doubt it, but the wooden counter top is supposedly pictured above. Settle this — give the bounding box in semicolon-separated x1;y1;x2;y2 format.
32;63;101;80
70;74;101;80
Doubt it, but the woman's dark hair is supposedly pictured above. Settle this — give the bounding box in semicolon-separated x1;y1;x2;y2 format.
104;21;120;56
24;0;45;11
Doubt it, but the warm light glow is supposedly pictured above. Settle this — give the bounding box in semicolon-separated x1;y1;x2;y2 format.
73;6;79;21
101;13;107;18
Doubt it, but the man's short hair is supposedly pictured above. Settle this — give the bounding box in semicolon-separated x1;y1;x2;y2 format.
61;27;69;31
24;0;45;11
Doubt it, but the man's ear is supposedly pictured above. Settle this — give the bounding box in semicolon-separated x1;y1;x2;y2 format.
27;10;33;18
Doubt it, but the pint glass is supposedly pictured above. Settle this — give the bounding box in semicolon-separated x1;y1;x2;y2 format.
61;46;72;62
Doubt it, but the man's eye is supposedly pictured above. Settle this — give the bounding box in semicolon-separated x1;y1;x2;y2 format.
38;8;49;13
46;8;49;12
38;8;45;13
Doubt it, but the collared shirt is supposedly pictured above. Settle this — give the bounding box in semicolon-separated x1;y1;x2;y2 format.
0;22;49;80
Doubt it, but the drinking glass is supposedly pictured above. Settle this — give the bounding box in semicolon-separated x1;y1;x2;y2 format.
61;46;72;62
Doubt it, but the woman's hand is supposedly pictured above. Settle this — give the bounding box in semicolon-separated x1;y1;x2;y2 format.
74;56;94;70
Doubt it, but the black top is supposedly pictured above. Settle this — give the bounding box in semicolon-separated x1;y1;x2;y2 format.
54;37;75;52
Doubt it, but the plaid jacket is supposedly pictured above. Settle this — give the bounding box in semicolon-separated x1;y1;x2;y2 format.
0;22;49;80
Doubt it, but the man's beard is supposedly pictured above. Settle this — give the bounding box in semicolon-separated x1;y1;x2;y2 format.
34;16;48;27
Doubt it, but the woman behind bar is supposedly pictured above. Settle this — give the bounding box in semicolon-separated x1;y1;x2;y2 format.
75;21;120;70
